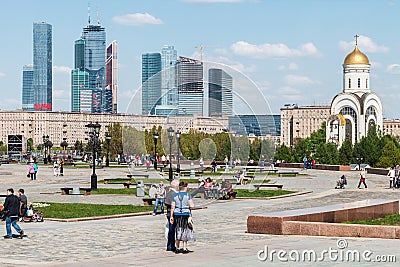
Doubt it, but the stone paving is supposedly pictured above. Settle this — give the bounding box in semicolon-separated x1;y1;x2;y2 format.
0;163;399;266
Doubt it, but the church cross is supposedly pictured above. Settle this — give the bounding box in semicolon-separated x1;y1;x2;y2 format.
354;34;359;46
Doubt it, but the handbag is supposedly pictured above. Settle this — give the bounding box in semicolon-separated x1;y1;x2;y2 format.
188;216;194;229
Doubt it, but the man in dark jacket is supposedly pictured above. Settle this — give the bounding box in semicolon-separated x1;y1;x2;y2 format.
3;188;24;239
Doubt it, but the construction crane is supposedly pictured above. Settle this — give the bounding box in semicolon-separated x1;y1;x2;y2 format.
194;45;215;62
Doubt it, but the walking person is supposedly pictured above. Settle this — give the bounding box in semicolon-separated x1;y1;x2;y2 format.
164;180;179;252
59;160;64;176
17;189;28;220
357;168;368;189
387;167;396;189
3;188;24;239
33;161;39;180
28;162;35;180
153;181;166;215
170;182;195;254
53;161;59;176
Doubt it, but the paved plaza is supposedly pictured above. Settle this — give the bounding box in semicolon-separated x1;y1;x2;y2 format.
0;163;399;266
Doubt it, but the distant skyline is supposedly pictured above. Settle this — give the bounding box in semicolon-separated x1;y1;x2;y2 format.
2;1;400;118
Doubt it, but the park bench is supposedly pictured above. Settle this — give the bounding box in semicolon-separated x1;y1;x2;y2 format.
103;178;133;184
278;171;299;177
252;184;283;190
60;187;92;195
244;170;256;180
142;198;156;206
127;174;149;179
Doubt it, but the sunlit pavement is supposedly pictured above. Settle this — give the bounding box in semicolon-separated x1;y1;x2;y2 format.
0;163;399;266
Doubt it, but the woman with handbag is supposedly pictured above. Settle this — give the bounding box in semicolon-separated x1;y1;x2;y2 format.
170;181;195;254
357;168;368;189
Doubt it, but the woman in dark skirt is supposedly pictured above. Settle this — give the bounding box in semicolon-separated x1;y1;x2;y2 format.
170;181;195;254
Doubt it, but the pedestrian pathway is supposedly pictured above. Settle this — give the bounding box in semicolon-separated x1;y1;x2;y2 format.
0;164;399;266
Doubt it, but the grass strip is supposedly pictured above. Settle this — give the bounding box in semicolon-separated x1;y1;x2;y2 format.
36;202;153;219
234;189;294;198
343;214;400;226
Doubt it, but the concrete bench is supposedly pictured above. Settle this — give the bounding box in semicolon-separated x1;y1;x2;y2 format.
127;174;149;179
61;187;91;195
142;198;156;206
252;184;283;189
278;171;298;177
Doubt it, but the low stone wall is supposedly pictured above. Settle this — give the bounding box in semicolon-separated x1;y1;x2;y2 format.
247;199;399;239
367;168;389;175
282;221;400;239
278;163;351;171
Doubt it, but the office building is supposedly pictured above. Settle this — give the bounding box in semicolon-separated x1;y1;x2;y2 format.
33;22;52;111
22;65;34;111
161;45;178;108
209;68;233;116
229;115;280;137
142;53;162;115
105;41;118;113
176;56;204;116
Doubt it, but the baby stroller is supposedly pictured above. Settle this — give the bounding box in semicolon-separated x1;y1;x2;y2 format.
335;175;347;189
22;205;44;222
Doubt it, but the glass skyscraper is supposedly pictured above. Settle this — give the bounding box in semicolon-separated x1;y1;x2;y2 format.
82;24;106;113
161;45;177;107
105;41;118;113
22;65;34;111
142;53;162;115
33;22;52;111
209;68;233;116
177;56;204;116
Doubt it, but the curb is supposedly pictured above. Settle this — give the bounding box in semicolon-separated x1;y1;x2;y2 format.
44;206;208;223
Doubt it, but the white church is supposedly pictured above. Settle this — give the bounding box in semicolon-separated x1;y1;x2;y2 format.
326;35;383;147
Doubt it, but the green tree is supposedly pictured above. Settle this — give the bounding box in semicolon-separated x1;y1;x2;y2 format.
107;123;123;158
338;139;353;165
26;138;33;152
376;140;400;168
274;144;294;163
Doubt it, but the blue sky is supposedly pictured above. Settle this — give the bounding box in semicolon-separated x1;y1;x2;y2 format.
1;0;400;118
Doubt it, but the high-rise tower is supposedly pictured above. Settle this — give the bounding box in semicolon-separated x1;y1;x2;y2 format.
142;53;162;115
209;68;233;116
105;41;118;113
22;65;34;111
161;45;177;107
176;56;203;116
33;22;52;111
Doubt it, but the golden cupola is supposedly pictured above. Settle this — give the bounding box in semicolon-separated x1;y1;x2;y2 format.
343;35;370;65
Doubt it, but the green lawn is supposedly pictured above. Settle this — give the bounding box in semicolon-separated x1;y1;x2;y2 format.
90;188;138;194
343;214;400;226
37;202;153;219
235;189;294;198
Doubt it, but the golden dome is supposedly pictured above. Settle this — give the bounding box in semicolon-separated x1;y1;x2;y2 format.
343;45;370;65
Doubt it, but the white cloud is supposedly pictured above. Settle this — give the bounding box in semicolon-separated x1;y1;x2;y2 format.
231;41;319;59
53;66;72;74
0;72;5;77
338;35;389;53
212;56;256;73
371;61;382;68
182;0;243;2
278;62;299;71
387;64;400;74
113;13;163;26
53;89;67;98
285;74;321;86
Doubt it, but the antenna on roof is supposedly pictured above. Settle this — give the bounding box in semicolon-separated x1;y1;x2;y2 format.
96;7;100;25
88;2;91;25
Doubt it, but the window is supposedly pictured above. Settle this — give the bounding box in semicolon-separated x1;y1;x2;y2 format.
366;78;368;88
358;78;361;88
348;78;351;88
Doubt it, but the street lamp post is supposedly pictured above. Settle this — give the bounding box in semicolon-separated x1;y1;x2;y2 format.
153;132;159;170
167;127;174;181
86;122;101;190
42;135;49;164
105;132;111;167
356;146;363;170
176;130;181;174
